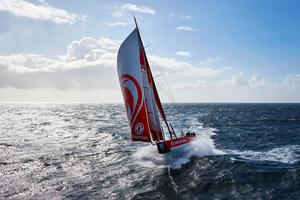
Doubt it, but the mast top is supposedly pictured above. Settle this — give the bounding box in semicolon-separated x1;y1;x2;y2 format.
133;16;138;30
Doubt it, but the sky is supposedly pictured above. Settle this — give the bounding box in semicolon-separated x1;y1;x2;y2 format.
0;0;299;103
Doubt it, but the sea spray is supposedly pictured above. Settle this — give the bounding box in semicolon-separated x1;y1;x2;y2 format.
133;128;224;169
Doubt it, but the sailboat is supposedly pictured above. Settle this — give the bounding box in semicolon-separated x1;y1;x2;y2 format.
117;18;196;154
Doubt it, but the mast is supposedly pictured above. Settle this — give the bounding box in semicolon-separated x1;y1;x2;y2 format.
134;16;138;30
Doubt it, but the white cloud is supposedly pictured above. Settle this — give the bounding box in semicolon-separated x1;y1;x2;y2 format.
172;72;300;102
0;35;224;91
112;3;156;17
248;74;269;88
64;37;119;62
0;37;120;89
1;32;298;102
220;72;245;87
103;22;128;26
173;80;208;89
180;15;192;19
0;0;85;24
148;55;223;78
168;14;192;19
0;87;122;103
176;51;191;57
176;26;197;32
281;74;300;88
121;3;156;14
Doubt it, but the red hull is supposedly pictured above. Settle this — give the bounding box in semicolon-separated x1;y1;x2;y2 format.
164;135;195;149
157;134;196;154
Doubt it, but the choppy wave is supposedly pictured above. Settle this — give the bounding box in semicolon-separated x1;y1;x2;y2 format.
1;103;300;199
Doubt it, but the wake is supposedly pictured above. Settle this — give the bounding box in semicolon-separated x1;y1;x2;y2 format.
227;145;300;164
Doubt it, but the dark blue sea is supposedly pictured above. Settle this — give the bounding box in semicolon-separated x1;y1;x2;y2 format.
1;103;300;199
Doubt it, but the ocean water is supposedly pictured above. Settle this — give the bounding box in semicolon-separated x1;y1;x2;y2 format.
0;103;300;199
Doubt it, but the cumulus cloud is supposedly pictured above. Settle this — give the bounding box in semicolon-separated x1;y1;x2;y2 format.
0;0;86;24
1;32;298;102
172;72;300;102
63;37;119;62
248;74;269;88
0;37;120;89
220;72;245;87
0;35;225;91
176;51;191;57
281;74;300;88
176;26;197;31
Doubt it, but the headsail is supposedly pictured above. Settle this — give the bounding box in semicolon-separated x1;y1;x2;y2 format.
117;29;151;142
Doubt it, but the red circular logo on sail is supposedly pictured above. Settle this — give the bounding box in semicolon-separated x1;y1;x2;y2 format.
135;123;144;135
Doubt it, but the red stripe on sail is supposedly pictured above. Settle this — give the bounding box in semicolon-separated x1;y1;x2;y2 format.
121;74;142;126
139;50;146;68
121;74;151;142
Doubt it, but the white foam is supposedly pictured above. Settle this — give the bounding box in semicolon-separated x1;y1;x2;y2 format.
133;118;224;169
227;145;300;164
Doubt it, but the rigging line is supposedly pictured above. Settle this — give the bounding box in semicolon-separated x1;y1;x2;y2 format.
146;43;176;103
138;28;174;102
141;32;183;132
153;74;162;78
